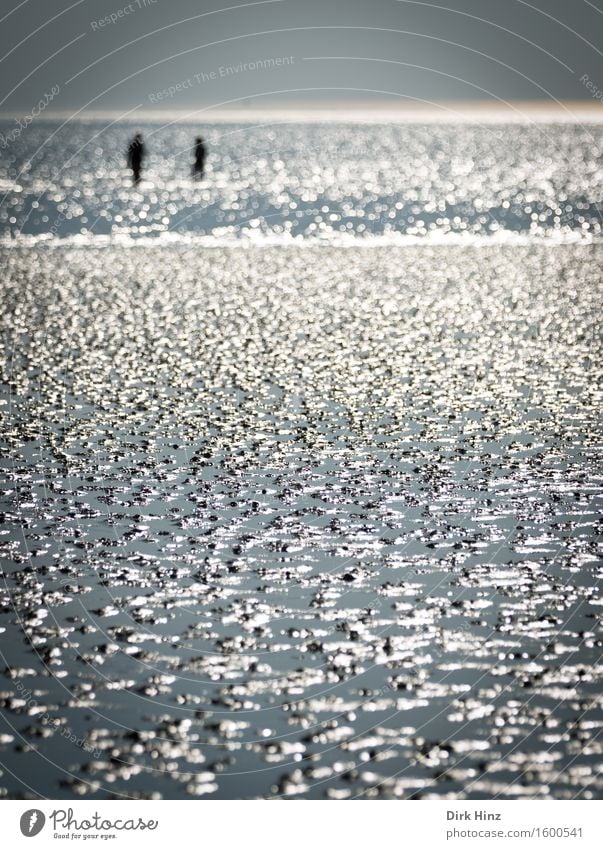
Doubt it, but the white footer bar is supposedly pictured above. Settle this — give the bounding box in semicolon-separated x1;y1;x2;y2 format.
1;799;600;849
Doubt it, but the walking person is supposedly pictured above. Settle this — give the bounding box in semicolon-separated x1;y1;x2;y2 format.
127;132;145;184
193;135;206;179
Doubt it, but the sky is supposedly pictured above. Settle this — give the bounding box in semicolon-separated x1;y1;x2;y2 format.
0;0;602;113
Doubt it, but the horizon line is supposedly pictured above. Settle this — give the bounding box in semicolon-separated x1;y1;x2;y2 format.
1;100;602;123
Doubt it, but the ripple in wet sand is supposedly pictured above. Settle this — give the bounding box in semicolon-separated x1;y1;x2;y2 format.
0;244;601;799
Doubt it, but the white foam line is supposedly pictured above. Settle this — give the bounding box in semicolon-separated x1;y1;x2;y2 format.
1;231;599;249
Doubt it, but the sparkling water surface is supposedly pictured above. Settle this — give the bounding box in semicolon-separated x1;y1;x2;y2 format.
0;121;602;800
1;119;602;241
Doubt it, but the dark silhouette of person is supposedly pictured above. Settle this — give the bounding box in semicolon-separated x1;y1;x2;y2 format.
193;136;206;179
127;132;145;184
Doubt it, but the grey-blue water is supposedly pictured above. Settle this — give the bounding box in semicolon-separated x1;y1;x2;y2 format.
0;120;602;800
1;119;602;241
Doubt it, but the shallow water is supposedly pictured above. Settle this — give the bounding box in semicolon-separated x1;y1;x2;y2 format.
0;243;601;799
1;120;602;241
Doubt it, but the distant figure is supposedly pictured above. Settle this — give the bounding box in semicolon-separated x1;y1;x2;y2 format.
193;136;206;179
127;132;145;184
